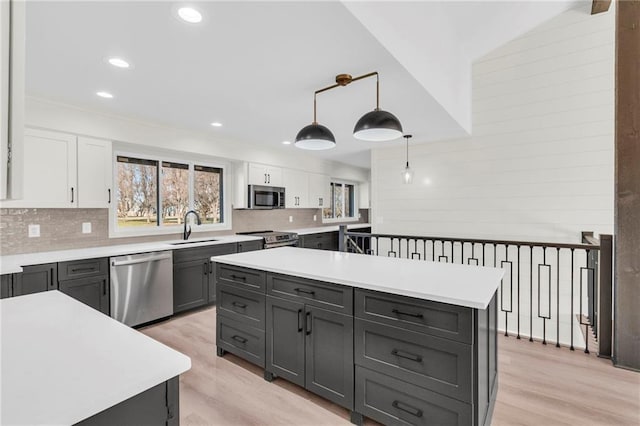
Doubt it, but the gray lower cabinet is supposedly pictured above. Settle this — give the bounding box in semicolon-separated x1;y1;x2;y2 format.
1;274;12;299
265;294;354;410
76;376;179;426
173;243;238;313
299;231;338;251
237;240;264;253
12;263;57;296
58;258;109;315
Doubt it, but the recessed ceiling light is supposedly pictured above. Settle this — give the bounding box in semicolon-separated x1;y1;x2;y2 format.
96;91;114;99
282;141;291;145
210;122;222;127
178;7;202;23
108;57;130;68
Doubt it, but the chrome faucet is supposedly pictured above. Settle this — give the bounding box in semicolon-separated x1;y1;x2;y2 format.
183;210;202;240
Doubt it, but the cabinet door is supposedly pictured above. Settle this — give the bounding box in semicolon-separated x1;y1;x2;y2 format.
305;306;354;409
13;263;57;296
237;240;263;253
283;169;308;208
0;274;12;298
266;296;305;387
173;259;209;313
59;276;109;315
77;137;112;208
308;173;330;208
248;163;283;187
21;129;77;207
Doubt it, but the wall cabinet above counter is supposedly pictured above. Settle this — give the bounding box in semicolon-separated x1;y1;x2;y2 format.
2;128;112;208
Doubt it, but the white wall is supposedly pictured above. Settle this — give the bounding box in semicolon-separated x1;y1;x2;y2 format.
24;96;370;183
372;6;614;243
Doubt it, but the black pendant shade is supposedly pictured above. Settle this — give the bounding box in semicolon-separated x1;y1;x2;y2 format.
294;122;336;150
295;72;403;150
353;109;403;142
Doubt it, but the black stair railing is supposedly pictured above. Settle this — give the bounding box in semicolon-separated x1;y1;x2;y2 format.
338;226;613;356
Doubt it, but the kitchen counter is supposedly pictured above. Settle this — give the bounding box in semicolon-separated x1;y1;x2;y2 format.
0;234;263;275
288;222;370;236
213;246;504;309
0;291;191;425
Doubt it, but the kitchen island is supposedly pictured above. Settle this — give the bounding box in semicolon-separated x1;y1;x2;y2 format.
213;247;504;426
0;291;191;425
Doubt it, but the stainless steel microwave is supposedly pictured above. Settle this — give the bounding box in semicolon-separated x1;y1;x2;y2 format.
248;185;285;209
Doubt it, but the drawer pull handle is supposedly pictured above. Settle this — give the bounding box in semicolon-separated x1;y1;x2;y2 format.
231;335;248;344
232;301;247;309
295;288;315;296
71;267;96;273
392;400;423;418
392;308;424;319
391;349;423;363
230;274;246;281
297;309;303;332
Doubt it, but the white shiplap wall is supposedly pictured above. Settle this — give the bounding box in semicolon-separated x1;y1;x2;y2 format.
372;6;614;243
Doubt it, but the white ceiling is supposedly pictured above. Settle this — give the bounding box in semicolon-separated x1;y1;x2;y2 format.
25;1;587;168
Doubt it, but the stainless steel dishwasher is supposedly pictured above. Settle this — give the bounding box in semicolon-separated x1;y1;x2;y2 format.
109;251;173;327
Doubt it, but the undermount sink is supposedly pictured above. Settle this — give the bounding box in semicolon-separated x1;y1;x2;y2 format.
169;239;219;246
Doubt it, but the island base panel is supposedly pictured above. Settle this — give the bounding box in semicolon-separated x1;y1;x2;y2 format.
75;376;179;426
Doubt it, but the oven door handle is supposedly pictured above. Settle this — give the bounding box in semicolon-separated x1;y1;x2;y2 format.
264;240;299;249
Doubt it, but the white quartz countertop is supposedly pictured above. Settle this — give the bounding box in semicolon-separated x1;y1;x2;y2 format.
0;291;191;425
288;223;370;235
213;247;504;309
0;234;263;275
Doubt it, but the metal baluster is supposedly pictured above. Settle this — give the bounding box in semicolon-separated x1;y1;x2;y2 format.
517;245;521;339
530;246;534;342
556;248;561;348
570;248;575;351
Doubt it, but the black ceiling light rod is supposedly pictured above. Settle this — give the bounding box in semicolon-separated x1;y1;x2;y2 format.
295;71;403;150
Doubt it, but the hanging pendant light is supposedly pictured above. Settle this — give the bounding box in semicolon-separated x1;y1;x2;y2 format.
353;74;403;141
401;134;414;184
295;91;336;150
295;72;403;150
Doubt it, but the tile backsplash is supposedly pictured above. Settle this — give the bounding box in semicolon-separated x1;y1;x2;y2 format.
0;208;369;255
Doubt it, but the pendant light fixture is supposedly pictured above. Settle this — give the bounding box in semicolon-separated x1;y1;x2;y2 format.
401;134;414;184
295;72;403;150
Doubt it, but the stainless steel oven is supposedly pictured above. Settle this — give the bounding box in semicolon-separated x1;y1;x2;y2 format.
237;230;299;249
248;185;285;209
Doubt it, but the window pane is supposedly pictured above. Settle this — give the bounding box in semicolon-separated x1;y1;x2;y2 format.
323;182;334;219
194;165;223;224
116;156;158;227
161;161;190;226
345;184;354;217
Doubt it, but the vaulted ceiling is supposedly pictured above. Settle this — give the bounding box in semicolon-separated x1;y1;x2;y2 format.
25;1;588;168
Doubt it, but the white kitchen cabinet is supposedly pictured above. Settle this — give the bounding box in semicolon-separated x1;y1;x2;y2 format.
77;137;112;208
308;173;330;209
283;169;308;208
7;129;113;208
248;163;283;187
21;129;77;207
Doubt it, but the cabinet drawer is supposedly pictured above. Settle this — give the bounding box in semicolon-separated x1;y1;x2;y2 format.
355;366;471;426
355;319;471;402
267;274;353;314
217;283;265;330
237;240;264;253
217;264;266;292
58;258;108;281
355;289;472;344
217;314;265;368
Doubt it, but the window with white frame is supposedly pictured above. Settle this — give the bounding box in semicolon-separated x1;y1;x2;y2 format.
114;154;225;233
323;181;356;220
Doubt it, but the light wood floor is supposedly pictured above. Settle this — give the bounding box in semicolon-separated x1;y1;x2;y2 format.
141;306;640;426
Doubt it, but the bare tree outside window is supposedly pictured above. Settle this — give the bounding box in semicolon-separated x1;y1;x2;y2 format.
194;165;223;224
323;182;354;219
161;162;189;226
116;156;158;227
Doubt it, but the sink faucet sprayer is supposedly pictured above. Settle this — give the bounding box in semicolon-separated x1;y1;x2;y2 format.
183;210;202;240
